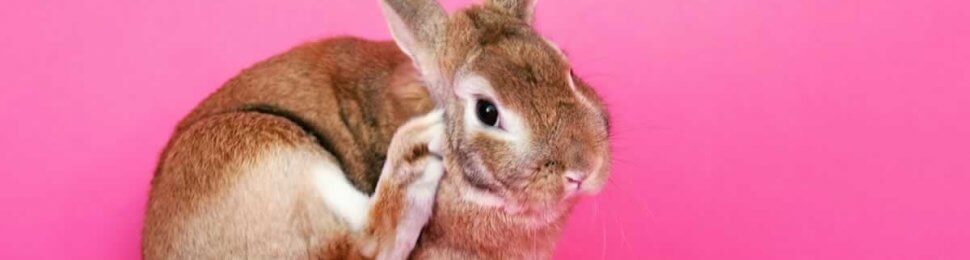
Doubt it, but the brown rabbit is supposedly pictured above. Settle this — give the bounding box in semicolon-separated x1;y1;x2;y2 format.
142;0;610;259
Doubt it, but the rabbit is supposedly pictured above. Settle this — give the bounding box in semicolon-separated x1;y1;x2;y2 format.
141;0;611;259
379;0;611;258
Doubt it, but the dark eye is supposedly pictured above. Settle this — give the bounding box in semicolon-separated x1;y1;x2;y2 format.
475;99;500;127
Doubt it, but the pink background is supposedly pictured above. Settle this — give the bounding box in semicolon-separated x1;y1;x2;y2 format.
1;0;968;259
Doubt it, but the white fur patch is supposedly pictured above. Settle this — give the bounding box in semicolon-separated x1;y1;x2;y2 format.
370;109;445;260
455;74;532;155
313;161;370;231
379;157;444;260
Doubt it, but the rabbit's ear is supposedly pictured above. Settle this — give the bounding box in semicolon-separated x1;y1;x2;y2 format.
486;0;537;23
380;0;447;72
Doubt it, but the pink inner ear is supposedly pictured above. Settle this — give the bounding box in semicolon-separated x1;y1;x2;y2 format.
380;2;418;59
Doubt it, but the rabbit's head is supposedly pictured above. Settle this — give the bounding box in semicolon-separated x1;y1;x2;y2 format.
381;0;611;224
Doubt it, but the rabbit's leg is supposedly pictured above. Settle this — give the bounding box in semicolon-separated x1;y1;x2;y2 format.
358;110;445;260
144;112;352;259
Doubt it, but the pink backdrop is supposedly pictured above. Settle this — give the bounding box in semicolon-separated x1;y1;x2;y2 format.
1;0;968;259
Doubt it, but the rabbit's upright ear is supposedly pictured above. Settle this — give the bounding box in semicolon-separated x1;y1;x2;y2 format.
486;0;537;23
379;0;447;72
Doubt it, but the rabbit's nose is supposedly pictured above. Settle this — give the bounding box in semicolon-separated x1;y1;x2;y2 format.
564;171;588;191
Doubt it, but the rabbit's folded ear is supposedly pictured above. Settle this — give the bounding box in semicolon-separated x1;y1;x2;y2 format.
379;0;446;72
486;0;537;23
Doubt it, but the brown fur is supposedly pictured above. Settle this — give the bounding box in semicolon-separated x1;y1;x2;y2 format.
384;1;612;258
176;38;433;194
143;0;610;259
143;38;438;259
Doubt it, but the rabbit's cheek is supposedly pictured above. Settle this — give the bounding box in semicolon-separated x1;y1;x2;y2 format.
580;150;610;195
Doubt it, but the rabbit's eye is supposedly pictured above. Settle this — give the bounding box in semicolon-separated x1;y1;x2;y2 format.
475;99;500;127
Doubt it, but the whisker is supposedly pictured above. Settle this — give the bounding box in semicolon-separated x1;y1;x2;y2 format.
611;205;634;256
598;199;607;260
610;175;657;223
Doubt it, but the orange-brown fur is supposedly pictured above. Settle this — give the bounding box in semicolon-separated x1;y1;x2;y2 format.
143;38;436;259
143;0;610;259
177;38;433;193
386;1;611;258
